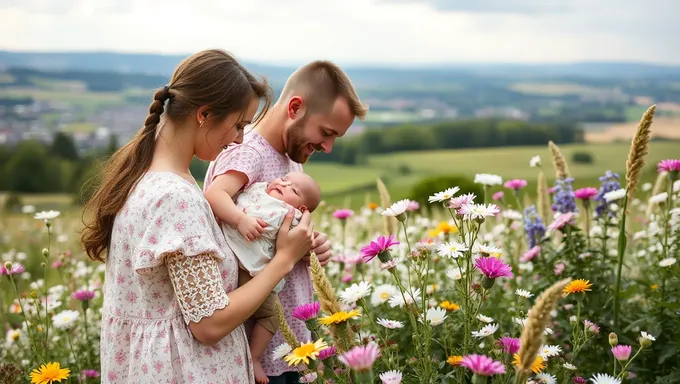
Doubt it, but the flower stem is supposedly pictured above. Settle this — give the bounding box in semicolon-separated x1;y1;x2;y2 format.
613;194;629;327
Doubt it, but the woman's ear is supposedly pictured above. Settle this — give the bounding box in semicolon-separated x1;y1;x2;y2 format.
196;106;210;124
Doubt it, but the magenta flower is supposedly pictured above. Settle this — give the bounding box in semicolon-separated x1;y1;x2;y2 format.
333;209;354;220
291;301;320;321
573;377;586;384
548;212;576;231
448;193;476;209
0;262;25;276
497;337;520;354
360;234;399;263
548;187;555;194
504;179;528;190
82;370;100;378
658;159;680;173
520;246;541;263
611;345;632;361
338;342;381;371
475;257;514;279
492;191;504;201
407;201;420;211
584;320;600;334
318;345;337;360
459;354;505;376
72;289;95;301
574;187;598;200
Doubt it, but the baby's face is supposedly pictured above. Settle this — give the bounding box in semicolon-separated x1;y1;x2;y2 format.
266;172;321;212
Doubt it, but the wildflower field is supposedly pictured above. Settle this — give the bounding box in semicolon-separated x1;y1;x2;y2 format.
1;105;679;384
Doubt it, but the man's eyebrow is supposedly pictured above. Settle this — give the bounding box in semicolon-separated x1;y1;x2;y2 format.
322;126;339;136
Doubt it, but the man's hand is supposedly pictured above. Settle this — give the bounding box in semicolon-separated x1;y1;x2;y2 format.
303;231;331;266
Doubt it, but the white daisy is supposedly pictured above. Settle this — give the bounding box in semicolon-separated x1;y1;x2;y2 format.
544;327;554;336
437;241;468;259
379;370;403;384
388;288;421;308
6;329;20;345
52;310;80;330
474;173;503;186
474;243;503;258
530;155;541;167
649;192;668;205
539;345;562;359
339;281;372;305
445;268;464;280
459;203;500;220
502;209;523;221
428;187;460;203
477;314;494;323
377;318;404;329
471;323;498;338
563;362;577;370
640;331;656;342
604;188;626;203
370;284;398;306
659;257;677;267
515;289;534;298
271;343;292;360
590;373;621;384
535;373;556;384
381;200;410;217
34;210;60;221
424;307;447;326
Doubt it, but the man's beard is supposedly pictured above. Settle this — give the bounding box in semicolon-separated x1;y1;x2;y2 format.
286;117;316;163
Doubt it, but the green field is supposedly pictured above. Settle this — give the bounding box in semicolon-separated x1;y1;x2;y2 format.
0;87;125;110
509;82;612;96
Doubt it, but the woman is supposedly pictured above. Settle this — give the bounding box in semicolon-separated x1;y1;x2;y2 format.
81;49;314;383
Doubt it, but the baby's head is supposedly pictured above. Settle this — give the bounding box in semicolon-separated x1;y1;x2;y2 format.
266;171;321;212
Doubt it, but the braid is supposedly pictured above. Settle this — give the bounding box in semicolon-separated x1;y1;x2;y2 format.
144;87;171;135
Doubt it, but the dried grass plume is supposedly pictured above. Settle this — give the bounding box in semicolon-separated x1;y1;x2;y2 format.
548;141;570;180
309;252;342;315
537;170;551;224
626;105;655;201
377;178;397;235
274;297;299;347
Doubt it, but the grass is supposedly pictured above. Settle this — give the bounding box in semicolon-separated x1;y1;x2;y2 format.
303;163;387;194
509;82;611;96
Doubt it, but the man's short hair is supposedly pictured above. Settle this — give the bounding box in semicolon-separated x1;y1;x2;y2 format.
279;60;368;120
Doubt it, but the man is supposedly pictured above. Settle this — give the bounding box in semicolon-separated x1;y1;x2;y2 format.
203;60;368;384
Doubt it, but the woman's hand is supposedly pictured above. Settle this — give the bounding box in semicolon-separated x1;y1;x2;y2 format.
275;210;314;270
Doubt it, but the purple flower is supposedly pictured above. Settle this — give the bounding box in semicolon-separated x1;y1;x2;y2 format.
574;187;598;200
552;178;577;213
497;337;520;354
573;377;586;384
520;246;541;263
475;257;514;279
72;289;95;301
333;209;354;220
318;345;337;360
291;302;321;321
658;159;680;173
611;345;632;361
459;354;505;376
595;171;621;217
1;262;25;276
523;206;546;248
360;234;399;263
338;342;381;371
82;370;100;378
504;179;528;191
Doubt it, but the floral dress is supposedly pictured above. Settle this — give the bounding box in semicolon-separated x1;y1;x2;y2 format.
100;172;255;383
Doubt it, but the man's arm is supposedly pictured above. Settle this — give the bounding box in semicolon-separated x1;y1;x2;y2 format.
205;170;249;227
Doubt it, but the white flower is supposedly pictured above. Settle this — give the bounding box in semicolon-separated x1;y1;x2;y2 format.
502;209;523;221
641;182;652;191
530;155;541;167
659;257;676;267
377;318;404;329
459;203;500;220
424;307;447;326
563;362;577;370
477;314;494;323
371;284;398;306
590;373;621;384
379;370;403;384
339;281;372;305
544;327;554;335
381;199;410;217
355;330;375;343
388;288;421;308
471;323;498;338
437;241;468;259
649;192;668;205
34;210;60;221
446;268;464;280
535;373;556;384
52;310;80;330
299;372;317;383
604;188;626;202
271;343;292;360
474;243;503;258
514;317;528;327
539;345;562;359
21;205;36;214
474;173;503;186
428;187;460;203
640;331;656;342
515;289;534;298
6;329;20;345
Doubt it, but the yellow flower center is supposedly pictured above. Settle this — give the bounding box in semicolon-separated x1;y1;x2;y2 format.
380;292;390;300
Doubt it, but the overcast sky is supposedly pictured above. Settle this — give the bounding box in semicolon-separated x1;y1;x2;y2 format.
1;0;678;65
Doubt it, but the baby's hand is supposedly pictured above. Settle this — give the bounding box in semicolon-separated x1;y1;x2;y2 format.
237;215;267;241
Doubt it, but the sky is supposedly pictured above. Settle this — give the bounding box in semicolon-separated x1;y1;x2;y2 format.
1;0;679;66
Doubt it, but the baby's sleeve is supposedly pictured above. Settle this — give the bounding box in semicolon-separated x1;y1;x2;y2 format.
210;145;263;189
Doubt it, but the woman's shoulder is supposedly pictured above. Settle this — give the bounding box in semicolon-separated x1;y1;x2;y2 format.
129;172;210;215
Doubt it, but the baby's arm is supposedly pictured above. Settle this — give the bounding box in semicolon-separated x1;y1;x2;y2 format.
205;171;267;241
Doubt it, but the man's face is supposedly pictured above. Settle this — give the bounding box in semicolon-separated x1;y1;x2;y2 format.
284;97;355;163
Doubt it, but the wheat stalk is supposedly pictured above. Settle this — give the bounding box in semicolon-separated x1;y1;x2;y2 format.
626;105;655;201
274;297;299;347
548;141;570;180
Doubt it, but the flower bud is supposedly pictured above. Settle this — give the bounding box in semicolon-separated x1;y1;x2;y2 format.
42;248;49;258
640;336;652;348
4;261;12;270
609;332;618;347
30;291;38;299
395;212;407;222
481;276;496;290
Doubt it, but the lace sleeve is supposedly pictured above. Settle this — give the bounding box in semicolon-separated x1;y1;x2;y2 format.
166;252;230;324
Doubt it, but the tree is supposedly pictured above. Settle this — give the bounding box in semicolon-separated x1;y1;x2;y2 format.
50;132;79;161
4;140;63;193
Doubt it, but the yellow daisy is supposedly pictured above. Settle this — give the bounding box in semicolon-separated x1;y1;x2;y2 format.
319;309;361;325
284;339;328;366
30;362;70;384
439;300;460;312
563;279;593;296
446;355;463;366
512;354;545;374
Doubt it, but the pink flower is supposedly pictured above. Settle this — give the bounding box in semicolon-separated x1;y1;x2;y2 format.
82;370;100;378
548;187;555;194
379;370;403;384
520;246;541;263
611;345;632;361
51;260;62;269
573;377;586;384
299;372;318;383
333;209;354;220
548;212;576;231
497;337;520;354
574;187;598;200
0;262;25;276
658;159;680;173
342;274;353;283
459;354;505;376
72;289;96;301
554;262;566;275
475;257;514;279
504;179;528;190
449;193;476;209
360;235;399;263
318;345;337;360
584;320;600;334
291;301;321;321
492;191;504;201
338;342;381;371
407;201;420;211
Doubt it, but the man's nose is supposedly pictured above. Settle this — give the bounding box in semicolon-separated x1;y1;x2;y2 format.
321;138;335;153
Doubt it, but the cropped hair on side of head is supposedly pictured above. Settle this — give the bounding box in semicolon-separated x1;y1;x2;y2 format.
81;49;272;262
279;60;368;120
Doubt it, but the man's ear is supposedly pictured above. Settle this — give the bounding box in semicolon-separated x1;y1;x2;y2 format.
287;96;305;120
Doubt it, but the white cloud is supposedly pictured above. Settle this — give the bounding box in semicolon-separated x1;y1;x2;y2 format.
0;0;678;65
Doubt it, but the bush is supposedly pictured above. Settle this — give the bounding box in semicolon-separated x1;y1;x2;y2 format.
572;151;594;164
410;175;483;211
2;193;23;213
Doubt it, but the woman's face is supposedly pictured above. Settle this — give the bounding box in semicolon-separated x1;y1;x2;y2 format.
194;97;259;161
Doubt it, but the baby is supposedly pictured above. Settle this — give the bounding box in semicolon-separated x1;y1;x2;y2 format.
208;171;321;383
